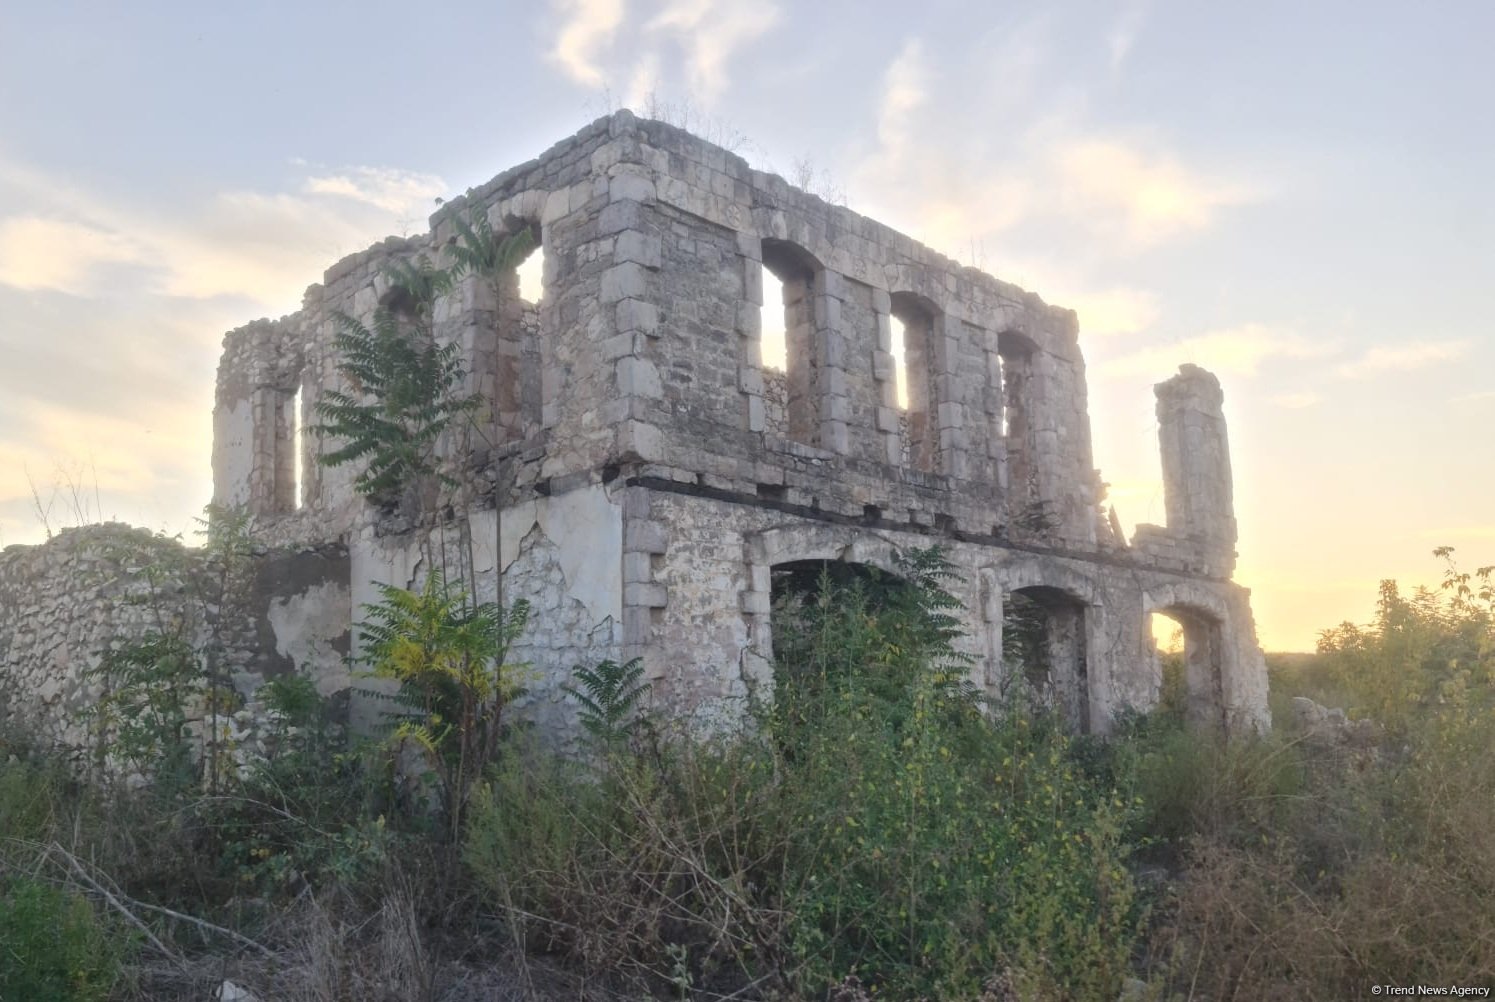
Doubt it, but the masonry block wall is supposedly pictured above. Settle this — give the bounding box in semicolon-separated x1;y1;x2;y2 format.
0;525;351;770
194;111;1272;737
0;111;1273;758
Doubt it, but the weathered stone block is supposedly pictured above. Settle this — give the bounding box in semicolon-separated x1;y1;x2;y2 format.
616;357;663;399
614;230;663;269
600;262;649;304
616;298;660;337
624;582;668;608
609;172;656;204
625;520;669;554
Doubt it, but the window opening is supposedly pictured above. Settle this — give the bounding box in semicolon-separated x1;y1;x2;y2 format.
759;264;787;372
1003;586;1089;732
889;315;909;409
1147;606;1226;731
890;294;937;472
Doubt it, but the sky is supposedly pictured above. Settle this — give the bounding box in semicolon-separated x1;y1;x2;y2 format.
1;0;1491;650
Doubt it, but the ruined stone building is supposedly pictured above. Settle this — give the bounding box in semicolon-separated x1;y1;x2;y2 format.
0;112;1270;755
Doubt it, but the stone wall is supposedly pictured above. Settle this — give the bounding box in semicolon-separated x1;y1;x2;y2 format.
0;524;351;768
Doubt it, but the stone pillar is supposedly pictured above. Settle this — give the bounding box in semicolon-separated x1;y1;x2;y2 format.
621;485;669;690
214;319;303;516
1156;364;1237;575
812;269;849;455
931;313;968;478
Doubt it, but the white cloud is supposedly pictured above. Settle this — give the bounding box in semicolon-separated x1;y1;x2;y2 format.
1096;324;1337;380
550;0;625;88
624;51;661;108
0;217;145;293
1052;139;1253;247
1334;339;1471;379
1069;285;1160;339
0;158;447;308
302;166;445;214
646;0;781;102
1108;0;1152;70
851;38;1256;264
546;0;779;104
875;39;928;156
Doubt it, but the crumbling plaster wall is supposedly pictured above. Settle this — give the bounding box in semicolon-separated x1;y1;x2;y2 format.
0;524;352;766
341;484;624;739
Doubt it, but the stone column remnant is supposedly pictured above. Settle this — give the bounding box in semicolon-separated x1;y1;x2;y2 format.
1155;363;1237;575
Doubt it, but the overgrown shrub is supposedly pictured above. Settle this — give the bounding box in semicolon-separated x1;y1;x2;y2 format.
0;877;133;1002
1148;550;1495;998
466;549;1142;1000
1123;718;1305;853
210;675;396;898
0;755;68;843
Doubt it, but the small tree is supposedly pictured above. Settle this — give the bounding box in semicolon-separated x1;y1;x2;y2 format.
442;209;536;610
358;572;530;839
317;214;541;835
314;272;478;507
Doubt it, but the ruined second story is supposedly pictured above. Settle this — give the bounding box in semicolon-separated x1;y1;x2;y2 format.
211;110;1164;564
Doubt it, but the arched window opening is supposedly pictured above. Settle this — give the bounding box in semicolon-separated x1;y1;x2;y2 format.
483;221;544;446
890;293;938;473
1003;585;1089;732
1148;606;1226;732
769;558;920;691
760;241;821;447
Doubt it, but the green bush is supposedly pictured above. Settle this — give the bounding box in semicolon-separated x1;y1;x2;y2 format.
1124;717;1305;853
466;549;1142;1000
0;878;132;1002
0;757;67;844
210;675;396;898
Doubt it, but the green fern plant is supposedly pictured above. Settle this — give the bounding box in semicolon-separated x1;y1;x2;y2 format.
563;657;650;747
358;571;530;838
